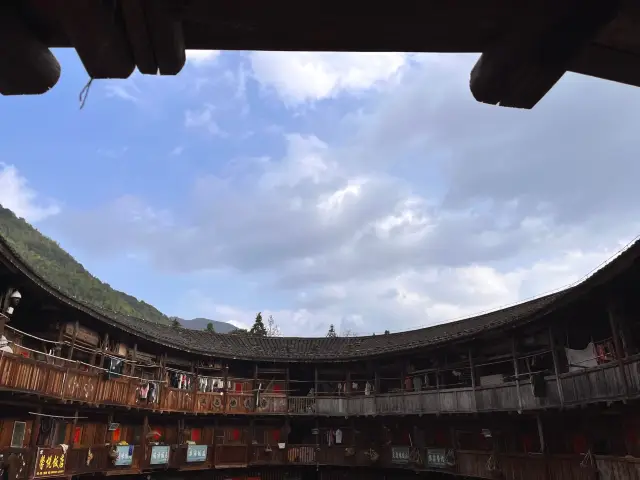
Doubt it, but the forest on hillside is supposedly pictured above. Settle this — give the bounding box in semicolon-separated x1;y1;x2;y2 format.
0;205;171;325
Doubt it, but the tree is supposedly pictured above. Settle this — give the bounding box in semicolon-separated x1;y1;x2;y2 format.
205;322;215;333
327;325;337;337
0;204;173;325
249;312;268;336
384;330;390;335
171;318;180;328
266;315;281;337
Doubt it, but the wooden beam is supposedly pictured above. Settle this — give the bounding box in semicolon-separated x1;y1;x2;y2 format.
470;0;621;108
144;0;186;75
121;0;158;74
0;6;60;95
52;0;135;79
548;327;565;407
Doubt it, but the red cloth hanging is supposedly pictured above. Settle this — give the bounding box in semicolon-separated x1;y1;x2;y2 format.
272;430;281;442
521;434;534;453
191;428;201;442
572;434;588;454
73;426;82;444
112;428;121;443
274;384;282;393
232;429;240;441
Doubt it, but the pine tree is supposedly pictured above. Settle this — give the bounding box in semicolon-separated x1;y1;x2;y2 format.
327;324;337;337
205;322;215;333
250;312;268;336
171;318;180;328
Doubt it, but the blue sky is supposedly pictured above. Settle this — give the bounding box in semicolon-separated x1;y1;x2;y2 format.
1;49;640;336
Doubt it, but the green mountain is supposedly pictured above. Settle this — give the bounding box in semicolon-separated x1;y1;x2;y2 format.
0;205;165;325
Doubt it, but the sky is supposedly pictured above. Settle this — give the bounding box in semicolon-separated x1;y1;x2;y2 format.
0;49;639;337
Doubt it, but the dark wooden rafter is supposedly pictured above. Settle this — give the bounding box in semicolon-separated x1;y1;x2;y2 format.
50;0;135;79
121;0;186;75
121;0;158;74
470;0;622;109
145;0;186;75
0;5;60;96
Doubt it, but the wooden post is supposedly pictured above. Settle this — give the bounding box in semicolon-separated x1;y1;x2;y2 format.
69;410;79;448
314;366;318;396
55;323;65;361
67;320;79;360
468;349;476;390
30;407;42;447
374;369;380;393
512;337;523;413
98;333;109;369
536;415;545;453
253;364;259;412
192;362;198;413
0;312;6;336
130;343;138;376
142;415;149;461
608;304;630;398
548;327;565;407
223;364;229;413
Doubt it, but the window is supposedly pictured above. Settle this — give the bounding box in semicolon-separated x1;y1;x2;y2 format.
11;422;26;448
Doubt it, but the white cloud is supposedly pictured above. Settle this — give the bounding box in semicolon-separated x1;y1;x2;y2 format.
186;50;221;66
249;52;409;105
0;164;60;222
184;104;226;136
52;53;640;336
170;146;184;156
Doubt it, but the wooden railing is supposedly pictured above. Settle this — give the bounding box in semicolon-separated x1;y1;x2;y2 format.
2;351;640;417
5;444;638;479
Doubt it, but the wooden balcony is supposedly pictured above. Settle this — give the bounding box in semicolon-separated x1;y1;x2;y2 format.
7;443;640;480
1;351;640;417
214;444;248;468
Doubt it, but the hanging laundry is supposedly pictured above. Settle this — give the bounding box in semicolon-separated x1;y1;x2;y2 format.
565;342;598;371
335;429;343;444
364;382;372;396
412;375;422;392
139;383;149;400
107;358;123;379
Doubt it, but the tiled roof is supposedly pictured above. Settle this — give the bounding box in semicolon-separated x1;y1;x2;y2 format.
1;234;638;362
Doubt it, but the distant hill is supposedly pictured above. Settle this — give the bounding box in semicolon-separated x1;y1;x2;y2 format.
0;205;170;325
175;317;238;333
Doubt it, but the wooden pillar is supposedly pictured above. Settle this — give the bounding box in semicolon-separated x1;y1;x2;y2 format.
104;414;113;444
67;320;79;360
346;371;351;397
512;337;523;413
314;366;318;396
142;415;149;459
0;312;7;336
374;370;380;394
548;328;565;407
468;349;476;390
223;364;229;413
69;410;79;448
285;366;290;399
55;324;65;360
536;415;545;453
130;343;138;377
30;407;42;447
253;364;259;412
608;304;630;397
97;333;109;368
192;362;198;413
